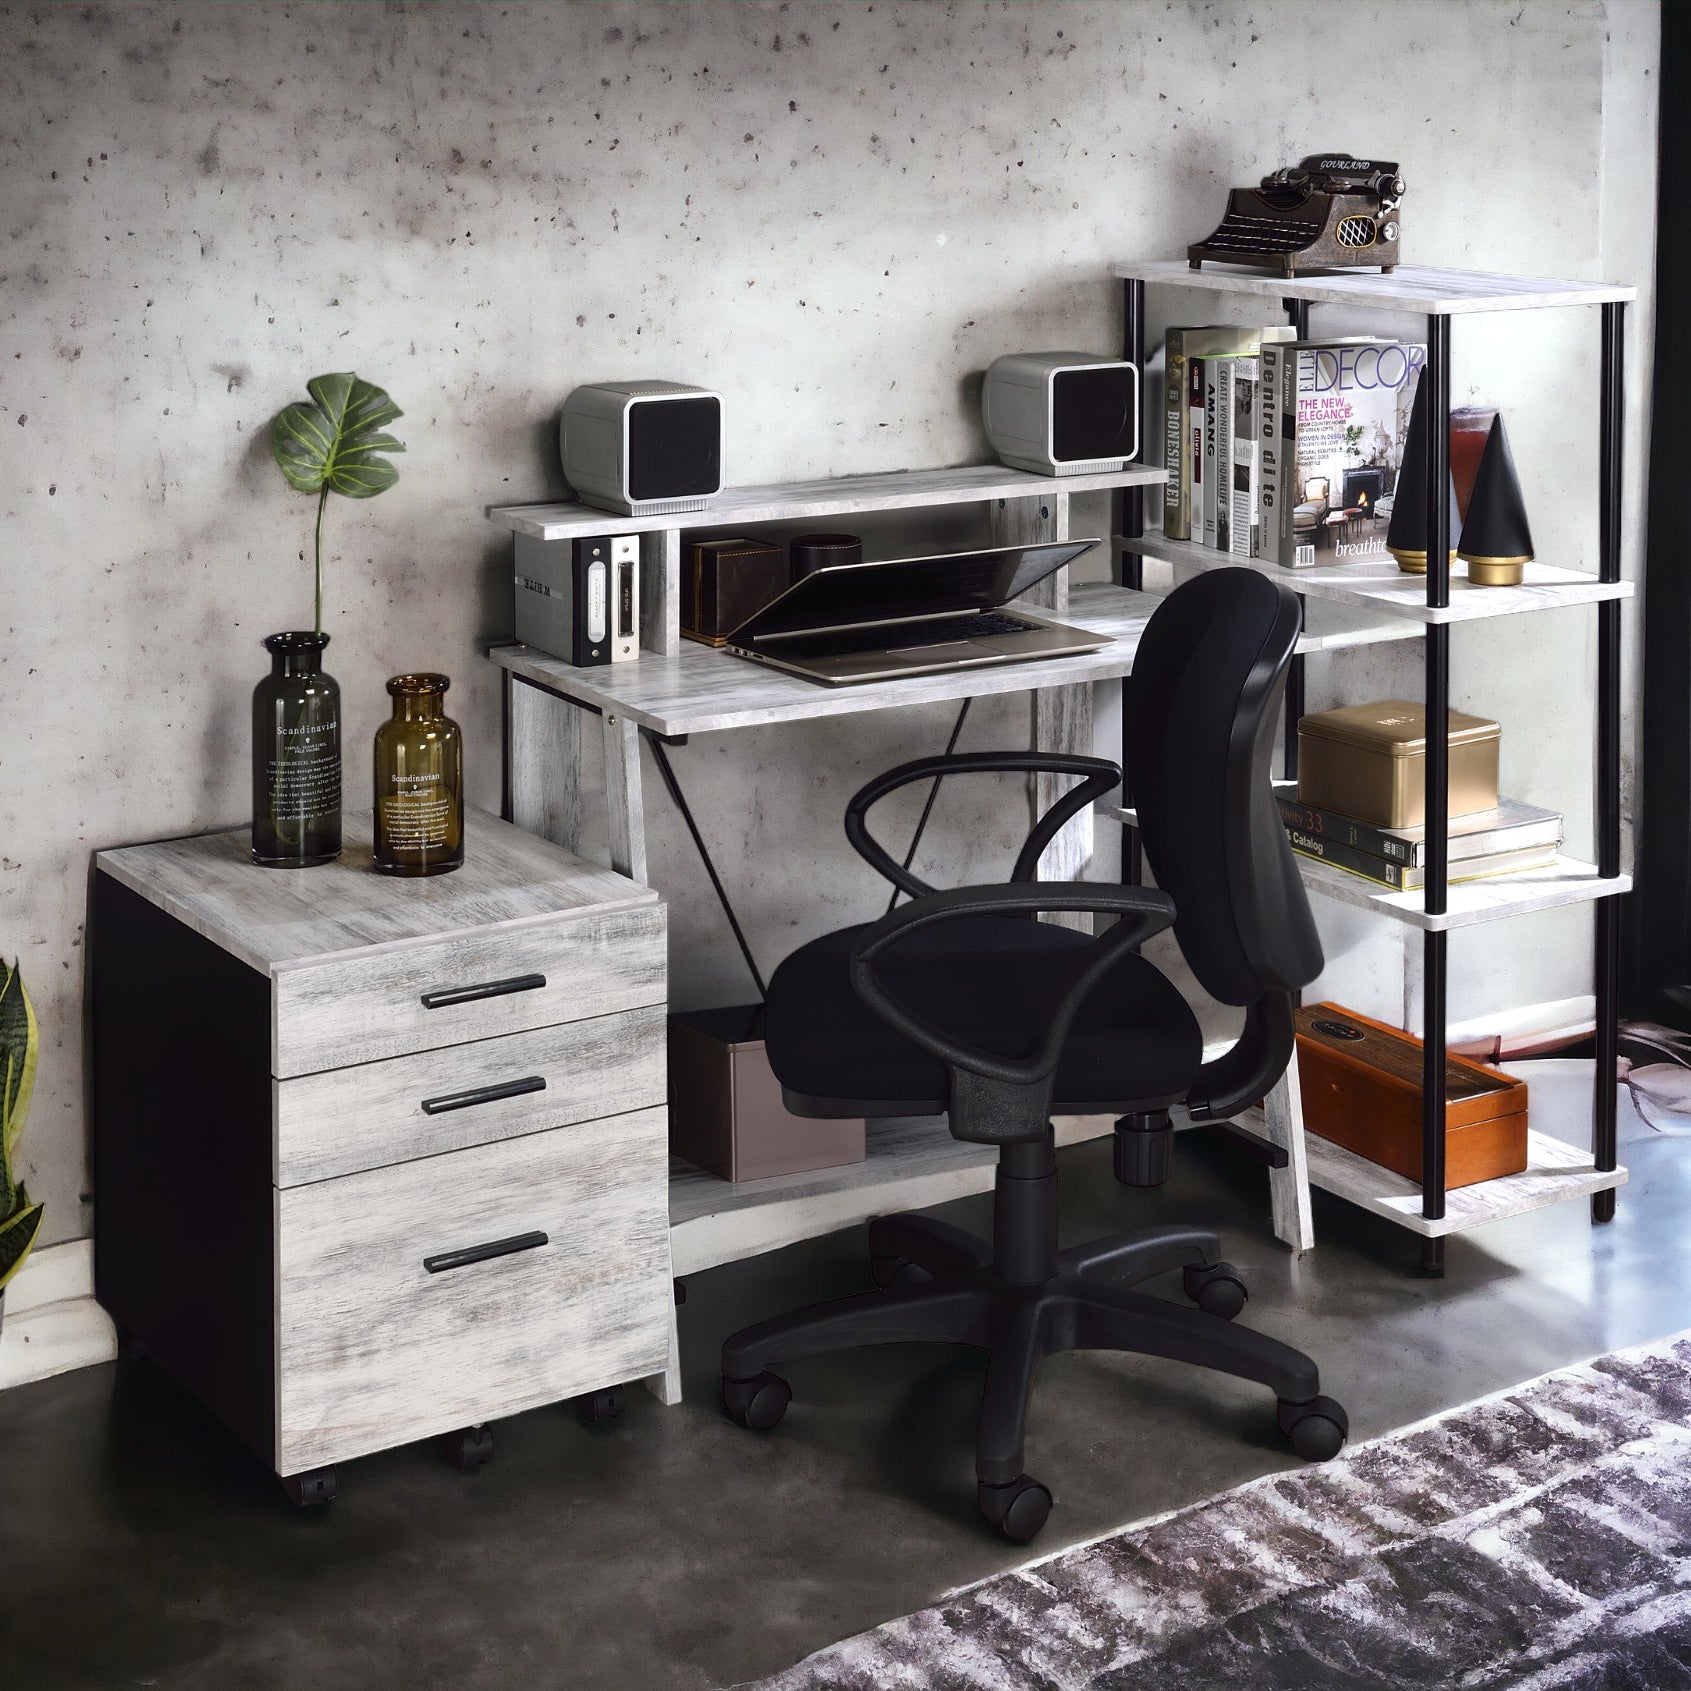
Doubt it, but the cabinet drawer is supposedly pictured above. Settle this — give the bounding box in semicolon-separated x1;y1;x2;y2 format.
271;903;665;1077
273;1005;666;1186
274;1106;671;1473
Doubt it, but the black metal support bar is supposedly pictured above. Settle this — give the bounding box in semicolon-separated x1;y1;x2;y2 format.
1118;276;1147;886
644;729;769;1002
1197;1119;1291;1170
1279;298;1310;779
1594;299;1627;1221
1284;640;1304;781
1421;312;1453;1226
1115;278;1146;592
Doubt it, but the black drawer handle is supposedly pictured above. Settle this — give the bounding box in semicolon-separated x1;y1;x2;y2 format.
420;1076;547;1116
420;973;547;1010
424;1231;549;1274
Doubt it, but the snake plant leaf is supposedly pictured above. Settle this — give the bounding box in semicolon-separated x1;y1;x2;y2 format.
0;1196;44;1294
271;372;405;499
0;961;37;1177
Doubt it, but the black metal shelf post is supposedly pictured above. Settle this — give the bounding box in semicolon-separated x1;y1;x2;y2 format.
1594;299;1626;1222
1420;313;1453;1276
1281;298;1312;785
1118;278;1147;887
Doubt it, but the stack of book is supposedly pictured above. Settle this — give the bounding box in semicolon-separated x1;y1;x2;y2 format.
1275;793;1564;892
1163;325;1425;570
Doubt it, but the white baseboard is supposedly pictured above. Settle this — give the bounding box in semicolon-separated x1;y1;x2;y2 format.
0;1239;117;1391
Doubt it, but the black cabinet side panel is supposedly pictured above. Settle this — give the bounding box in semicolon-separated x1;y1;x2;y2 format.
91;872;276;1465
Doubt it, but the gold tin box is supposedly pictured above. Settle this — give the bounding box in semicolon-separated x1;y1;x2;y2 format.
1297;700;1500;829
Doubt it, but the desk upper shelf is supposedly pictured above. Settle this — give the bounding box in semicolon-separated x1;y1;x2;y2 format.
1111;260;1636;315
487;462;1166;541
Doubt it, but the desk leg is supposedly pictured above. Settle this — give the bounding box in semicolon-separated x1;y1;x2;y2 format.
602;713;649;884
508;678;583;854
1033;682;1096;913
1262;1057;1315;1254
644;1299;684;1407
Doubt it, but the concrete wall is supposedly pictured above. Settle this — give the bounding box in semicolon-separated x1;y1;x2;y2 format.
0;0;1658;1248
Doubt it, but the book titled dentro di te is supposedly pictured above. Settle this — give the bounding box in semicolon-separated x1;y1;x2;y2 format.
1259;337;1425;569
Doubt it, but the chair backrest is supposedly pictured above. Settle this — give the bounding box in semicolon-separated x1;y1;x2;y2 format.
1303;476;1329;501
1124;569;1322;1006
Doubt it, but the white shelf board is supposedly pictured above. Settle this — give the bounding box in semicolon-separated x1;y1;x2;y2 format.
1112;260;1635;316
489;462;1167;541
1125;532;1631;625
669;1112;1115;1276
1286;850;1629;931
491;581;1156;737
1298;1122;1626;1240
1101;802;1628;932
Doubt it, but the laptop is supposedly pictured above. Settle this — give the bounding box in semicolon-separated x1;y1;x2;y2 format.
723;539;1109;686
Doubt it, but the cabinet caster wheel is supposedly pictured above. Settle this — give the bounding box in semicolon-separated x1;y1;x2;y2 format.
281;1467;338;1507
441;1424;495;1470
1278;1395;1348;1462
573;1385;626;1426
977;1474;1052;1544
870;1251;928;1290
722;1370;791;1430
1183;1261;1247;1320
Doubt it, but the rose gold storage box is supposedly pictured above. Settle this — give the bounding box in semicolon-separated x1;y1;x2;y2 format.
1297;699;1500;829
668;1006;867;1183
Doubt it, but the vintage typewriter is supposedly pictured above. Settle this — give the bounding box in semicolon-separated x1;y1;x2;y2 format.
1189;154;1404;277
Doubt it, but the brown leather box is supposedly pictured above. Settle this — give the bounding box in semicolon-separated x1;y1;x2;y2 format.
1295;1002;1528;1189
668;1005;866;1183
682;536;789;647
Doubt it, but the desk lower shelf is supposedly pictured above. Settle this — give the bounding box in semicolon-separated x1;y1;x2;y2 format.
669;1113;1117;1277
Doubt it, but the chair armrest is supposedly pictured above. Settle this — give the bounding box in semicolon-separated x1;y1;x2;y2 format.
845;752;1123;901
847;882;1176;1088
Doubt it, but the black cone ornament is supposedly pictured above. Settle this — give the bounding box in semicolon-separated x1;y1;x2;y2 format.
1385;374;1458;576
1457;414;1534;587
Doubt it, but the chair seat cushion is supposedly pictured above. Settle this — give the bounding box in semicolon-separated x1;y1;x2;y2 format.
765;914;1203;1115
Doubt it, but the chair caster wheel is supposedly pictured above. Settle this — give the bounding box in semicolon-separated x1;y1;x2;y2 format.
573;1385;626;1426
1278;1395;1348;1461
441;1424;495;1470
977;1474;1052;1544
281;1466;338;1507
723;1371;791;1430
870;1251;929;1290
1184;1260;1247;1320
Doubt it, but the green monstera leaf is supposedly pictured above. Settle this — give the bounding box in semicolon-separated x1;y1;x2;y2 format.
271;372;405;499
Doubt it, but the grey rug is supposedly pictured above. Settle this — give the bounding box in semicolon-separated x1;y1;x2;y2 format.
743;1331;1691;1690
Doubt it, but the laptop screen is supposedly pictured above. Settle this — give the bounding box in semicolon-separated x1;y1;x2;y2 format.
730;540;1095;643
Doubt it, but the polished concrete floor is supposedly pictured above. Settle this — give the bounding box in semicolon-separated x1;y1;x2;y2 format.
3;1126;1689;1691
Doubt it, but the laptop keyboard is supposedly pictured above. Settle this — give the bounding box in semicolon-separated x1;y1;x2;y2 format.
753;611;1040;662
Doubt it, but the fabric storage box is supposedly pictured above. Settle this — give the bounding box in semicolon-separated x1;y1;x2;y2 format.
668;1005;866;1182
1297;699;1500;828
681;536;788;648
1295;1002;1528;1190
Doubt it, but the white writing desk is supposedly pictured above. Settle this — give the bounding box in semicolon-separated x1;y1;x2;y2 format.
486;465;1348;1402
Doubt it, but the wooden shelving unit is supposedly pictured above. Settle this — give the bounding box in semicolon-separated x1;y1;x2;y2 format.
1110;260;1636;1268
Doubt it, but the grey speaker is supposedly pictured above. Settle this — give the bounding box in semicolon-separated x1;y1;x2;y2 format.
560;381;723;516
981;353;1140;477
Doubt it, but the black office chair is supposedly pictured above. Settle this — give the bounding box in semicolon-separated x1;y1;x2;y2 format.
720;569;1346;1543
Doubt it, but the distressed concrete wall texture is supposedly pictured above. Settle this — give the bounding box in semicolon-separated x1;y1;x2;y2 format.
0;1;1658;1247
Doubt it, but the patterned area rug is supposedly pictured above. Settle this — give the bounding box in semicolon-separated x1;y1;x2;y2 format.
743;1331;1691;1690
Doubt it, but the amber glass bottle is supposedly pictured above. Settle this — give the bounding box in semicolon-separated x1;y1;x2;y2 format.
252;631;342;868
372;674;463;876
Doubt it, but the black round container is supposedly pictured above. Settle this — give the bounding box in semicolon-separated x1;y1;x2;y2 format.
789;532;863;579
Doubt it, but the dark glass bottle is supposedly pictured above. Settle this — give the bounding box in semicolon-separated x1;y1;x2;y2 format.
373;674;463;876
251;632;342;868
